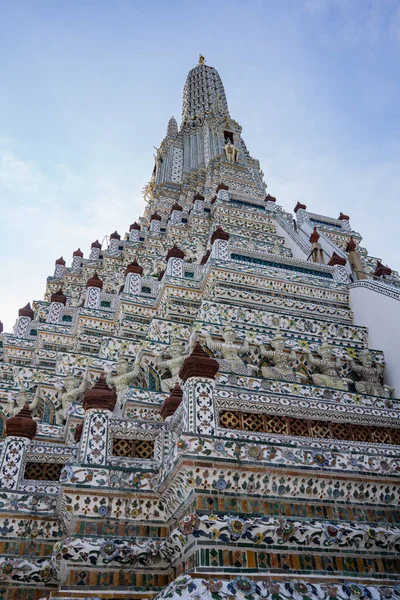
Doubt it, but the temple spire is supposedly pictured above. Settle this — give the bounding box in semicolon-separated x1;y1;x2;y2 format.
181;59;229;123
167;116;178;138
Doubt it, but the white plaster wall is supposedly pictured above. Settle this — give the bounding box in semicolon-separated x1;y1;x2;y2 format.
349;285;400;393
274;221;309;261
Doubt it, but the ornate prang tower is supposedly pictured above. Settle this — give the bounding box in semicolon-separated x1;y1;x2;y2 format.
0;57;400;600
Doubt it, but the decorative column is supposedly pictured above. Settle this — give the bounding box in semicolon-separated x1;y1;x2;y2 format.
0;404;37;490
166;244;185;277
216;183;229;202
108;231;121;254
13;303;34;337
309;227;325;264
160;383;183;420
124;260;143;295
346;237;367;280
210;226;230;261
193;193;205;213
47;289;67;324
338;212;351;231
84;273;103;309
129;222;141;243
170;202;183;225
89;240;102;261
71;248;83;271
78;375;117;466
294;202;307;225
53;256;66;278
179;342;219;435
149;212;162;235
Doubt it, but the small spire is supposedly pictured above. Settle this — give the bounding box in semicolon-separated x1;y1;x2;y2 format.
167;116;178;138
160;383;183;420
50;289;67;305
374;261;392;278
294;202;307;213
82;374;117;412
179;342;219;382
166;244;185;261
6;403;37;440
125;260;143;275
199;54;205;65
211;226;230;244
86;272;103;289
328;252;346;267
345;236;357;253
18;303;34;319
170;202;183;213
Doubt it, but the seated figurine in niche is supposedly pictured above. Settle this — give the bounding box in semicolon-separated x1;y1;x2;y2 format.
306;338;352;391
154;338;189;393
205;325;255;376
258;329;303;383
55;372;91;425
106;353;143;407
350;350;394;398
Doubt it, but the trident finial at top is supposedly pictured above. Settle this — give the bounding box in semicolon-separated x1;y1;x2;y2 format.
199;54;205;65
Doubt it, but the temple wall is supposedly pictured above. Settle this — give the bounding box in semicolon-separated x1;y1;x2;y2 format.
350;283;400;392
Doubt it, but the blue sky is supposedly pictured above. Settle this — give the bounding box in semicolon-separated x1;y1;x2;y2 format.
1;0;399;330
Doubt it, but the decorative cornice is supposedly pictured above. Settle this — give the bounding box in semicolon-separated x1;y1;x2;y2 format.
350;280;400;301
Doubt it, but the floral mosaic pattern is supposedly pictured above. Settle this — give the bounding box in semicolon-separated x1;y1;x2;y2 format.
155;576;400;600
176;513;400;553
0;557;55;585
194;432;400;474
0;59;398;599
53;512;400;576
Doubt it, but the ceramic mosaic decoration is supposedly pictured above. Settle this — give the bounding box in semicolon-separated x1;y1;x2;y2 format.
0;57;399;600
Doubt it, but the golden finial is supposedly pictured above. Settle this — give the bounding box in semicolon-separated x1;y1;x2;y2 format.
199;54;205;65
